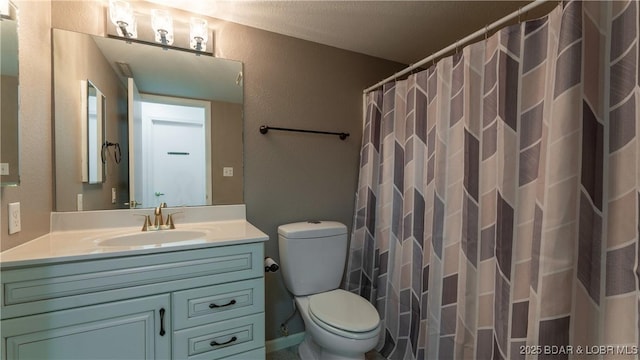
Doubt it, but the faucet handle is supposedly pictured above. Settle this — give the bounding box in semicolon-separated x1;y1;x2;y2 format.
134;214;152;231
165;212;182;230
166;214;175;230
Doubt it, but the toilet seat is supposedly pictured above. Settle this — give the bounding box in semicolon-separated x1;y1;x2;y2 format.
308;289;379;339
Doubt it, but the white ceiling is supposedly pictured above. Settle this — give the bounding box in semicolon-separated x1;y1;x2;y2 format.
146;0;556;65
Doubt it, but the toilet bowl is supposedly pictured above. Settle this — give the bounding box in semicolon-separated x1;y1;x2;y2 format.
295;290;380;360
278;221;382;360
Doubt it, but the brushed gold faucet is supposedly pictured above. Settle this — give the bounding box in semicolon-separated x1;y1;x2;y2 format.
138;202;177;231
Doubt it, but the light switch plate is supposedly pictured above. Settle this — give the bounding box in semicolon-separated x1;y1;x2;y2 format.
0;163;9;176
8;202;21;234
223;167;234;177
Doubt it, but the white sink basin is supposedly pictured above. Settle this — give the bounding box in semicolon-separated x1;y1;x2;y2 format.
98;230;209;247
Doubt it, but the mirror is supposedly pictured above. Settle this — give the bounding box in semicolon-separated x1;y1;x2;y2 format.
83;81;106;184
1;2;19;186
53;28;244;211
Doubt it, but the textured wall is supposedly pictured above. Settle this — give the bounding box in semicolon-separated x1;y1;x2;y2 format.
211;100;244;205
0;1;52;251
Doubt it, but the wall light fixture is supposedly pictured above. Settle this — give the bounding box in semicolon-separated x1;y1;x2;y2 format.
189;17;208;52
107;1;213;55
109;0;137;38
151;9;173;46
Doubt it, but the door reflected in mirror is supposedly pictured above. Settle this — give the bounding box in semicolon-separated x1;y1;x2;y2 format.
133;93;212;208
53;29;244;211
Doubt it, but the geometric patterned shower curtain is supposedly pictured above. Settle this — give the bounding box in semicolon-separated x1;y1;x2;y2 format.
345;1;639;359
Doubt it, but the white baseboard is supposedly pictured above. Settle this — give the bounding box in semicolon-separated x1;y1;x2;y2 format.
265;332;306;353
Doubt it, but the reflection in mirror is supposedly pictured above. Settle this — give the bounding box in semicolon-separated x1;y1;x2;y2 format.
83;81;105;184
134;93;211;208
0;1;19;186
53;29;244;211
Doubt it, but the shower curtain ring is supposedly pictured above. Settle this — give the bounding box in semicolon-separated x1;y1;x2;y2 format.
411;63;420;76
484;25;489;40
518;6;522;23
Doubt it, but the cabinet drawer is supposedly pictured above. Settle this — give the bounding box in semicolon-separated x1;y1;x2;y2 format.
2;244;262;308
173;278;264;330
173;313;265;360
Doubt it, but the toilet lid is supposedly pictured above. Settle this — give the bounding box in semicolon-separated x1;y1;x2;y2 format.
308;289;379;332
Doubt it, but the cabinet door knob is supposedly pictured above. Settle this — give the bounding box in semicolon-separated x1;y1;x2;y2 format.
159;308;166;336
210;336;237;347
209;299;236;309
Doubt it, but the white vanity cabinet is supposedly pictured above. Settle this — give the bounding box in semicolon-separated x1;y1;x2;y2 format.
1;242;266;360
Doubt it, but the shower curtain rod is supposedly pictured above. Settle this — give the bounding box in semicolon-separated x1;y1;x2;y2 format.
363;0;551;94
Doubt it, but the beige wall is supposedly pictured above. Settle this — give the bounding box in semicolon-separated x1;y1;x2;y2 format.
5;0;403;341
0;0;52;251
211;100;243;205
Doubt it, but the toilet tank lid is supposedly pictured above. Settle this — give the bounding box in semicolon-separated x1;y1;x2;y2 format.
278;221;347;239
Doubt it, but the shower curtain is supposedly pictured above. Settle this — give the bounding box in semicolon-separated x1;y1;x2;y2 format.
346;1;639;359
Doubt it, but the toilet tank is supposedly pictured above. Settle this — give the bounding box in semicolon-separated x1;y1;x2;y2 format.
278;221;348;296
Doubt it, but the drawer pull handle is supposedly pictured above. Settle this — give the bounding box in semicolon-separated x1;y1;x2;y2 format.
210;336;237;347
209;299;236;309
159;308;166;336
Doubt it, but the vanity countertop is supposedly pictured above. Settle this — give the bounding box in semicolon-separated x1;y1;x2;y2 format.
0;205;268;268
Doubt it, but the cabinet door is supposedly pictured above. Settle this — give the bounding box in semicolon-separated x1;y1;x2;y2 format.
2;294;170;360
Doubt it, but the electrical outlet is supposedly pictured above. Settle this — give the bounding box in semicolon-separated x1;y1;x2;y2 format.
8;202;21;234
77;194;83;211
223;167;234;177
112;188;117;204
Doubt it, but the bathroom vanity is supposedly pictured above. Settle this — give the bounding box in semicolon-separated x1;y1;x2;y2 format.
0;205;268;360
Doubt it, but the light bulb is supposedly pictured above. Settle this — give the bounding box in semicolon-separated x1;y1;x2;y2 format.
190;17;209;51
109;0;136;38
151;9;174;45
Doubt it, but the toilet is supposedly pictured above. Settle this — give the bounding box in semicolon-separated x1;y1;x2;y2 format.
278;221;381;360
